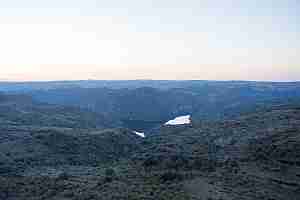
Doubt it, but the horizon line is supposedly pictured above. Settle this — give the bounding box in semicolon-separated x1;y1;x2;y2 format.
0;79;299;83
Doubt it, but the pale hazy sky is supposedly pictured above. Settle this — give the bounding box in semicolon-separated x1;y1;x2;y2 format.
0;0;299;81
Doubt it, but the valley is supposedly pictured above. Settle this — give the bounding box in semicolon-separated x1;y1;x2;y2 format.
0;80;299;200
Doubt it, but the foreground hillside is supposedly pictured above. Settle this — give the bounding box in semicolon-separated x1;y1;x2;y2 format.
0;102;299;199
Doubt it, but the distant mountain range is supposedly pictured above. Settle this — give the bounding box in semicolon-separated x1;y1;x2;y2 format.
1;80;299;92
28;81;300;131
1;81;300;132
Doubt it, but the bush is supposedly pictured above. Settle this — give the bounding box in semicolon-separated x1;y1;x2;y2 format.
104;168;117;183
159;171;183;183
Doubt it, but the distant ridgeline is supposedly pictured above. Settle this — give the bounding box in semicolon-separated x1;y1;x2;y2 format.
1;81;300;131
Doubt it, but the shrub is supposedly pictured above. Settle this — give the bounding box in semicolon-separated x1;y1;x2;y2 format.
104;168;117;183
159;171;183;183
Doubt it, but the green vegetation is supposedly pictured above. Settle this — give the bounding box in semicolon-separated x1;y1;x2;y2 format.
0;82;300;200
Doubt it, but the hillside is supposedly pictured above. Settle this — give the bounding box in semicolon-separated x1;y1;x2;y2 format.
26;81;300;131
0;101;299;199
0;93;116;129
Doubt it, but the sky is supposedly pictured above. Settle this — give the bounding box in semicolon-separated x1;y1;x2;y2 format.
0;0;299;81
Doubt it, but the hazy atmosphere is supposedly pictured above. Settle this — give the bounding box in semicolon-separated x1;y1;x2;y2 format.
0;0;299;81
1;2;300;199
